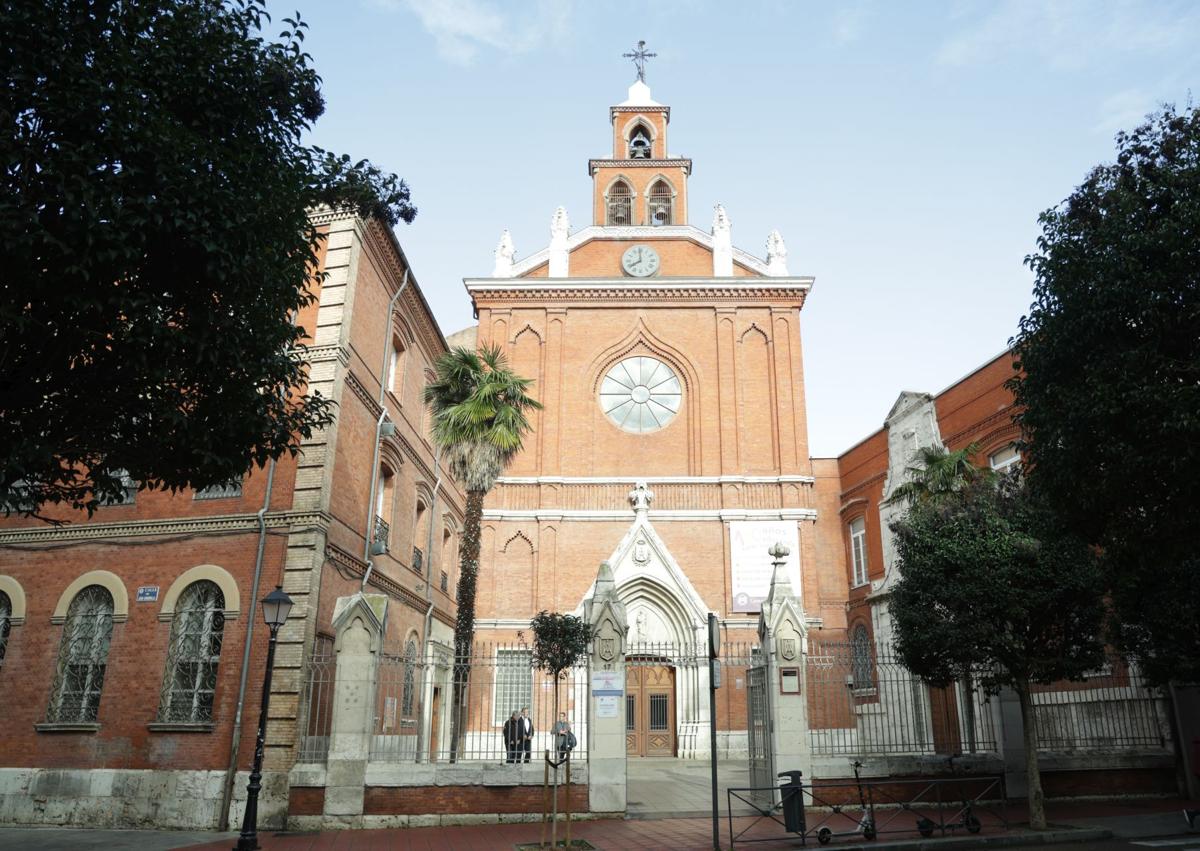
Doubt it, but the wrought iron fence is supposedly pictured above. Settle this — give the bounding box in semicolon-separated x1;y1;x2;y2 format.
807;641;998;757
369;640;589;764
1032;657;1171;752
296;634;336;763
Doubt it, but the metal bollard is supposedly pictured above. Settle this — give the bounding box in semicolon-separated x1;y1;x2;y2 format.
778;770;806;834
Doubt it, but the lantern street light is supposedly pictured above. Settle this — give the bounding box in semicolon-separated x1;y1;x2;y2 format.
234;585;293;851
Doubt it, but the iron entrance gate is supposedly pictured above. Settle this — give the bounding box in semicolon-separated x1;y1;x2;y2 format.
747;656;773;805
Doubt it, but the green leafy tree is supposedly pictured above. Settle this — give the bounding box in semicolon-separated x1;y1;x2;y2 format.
885;443;994;507
424;344;542;761
0;0;415;518
890;475;1106;830
1010;103;1200;685
530;611;591;846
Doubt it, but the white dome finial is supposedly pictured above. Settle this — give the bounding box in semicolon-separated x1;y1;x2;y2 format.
549;207;570;277
712;203;733;277
766;230;788;277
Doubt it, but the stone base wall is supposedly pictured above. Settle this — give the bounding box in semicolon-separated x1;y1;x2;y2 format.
0;768;288;830
364;783;589;815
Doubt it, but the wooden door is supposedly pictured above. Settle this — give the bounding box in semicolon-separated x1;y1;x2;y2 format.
929;684;962;755
625;665;676;757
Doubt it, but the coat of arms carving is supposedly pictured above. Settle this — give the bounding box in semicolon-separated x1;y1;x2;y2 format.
780;637;797;661
599;637;616;662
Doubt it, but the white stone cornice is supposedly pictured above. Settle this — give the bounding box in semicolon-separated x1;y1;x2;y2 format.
482;508;817;522
496;474;816;485
505;225;776;277
0;510;331;545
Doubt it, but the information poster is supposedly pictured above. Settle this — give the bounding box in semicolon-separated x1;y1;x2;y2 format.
729;520;801;612
596;695;620;718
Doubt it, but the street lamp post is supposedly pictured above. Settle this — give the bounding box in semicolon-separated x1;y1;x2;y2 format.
234;585;294;851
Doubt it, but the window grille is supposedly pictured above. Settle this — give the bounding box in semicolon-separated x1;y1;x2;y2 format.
412;546;424;575
158;581;225;723
647;180;673;226
628;126;652;159
850;517;868;587
0;590;10;666
440;571;449;594
46;586;114;723
607;181;633;226
851;625;874;690
195;479;243;500
401;639;418;718
492;648;533;724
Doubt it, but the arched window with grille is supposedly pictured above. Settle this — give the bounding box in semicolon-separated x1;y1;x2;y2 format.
851;624;874;691
46;585;114;723
647;179;673;226
401;637;418;719
606;180;633;226
628;124;652;159
0;591;10;667
157;580;226;724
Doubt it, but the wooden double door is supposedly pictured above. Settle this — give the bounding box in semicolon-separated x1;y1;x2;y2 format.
626;664;676;757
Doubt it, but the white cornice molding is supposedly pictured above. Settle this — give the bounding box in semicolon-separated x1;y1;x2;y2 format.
505;225;776;277
483;508;817;522
496;475;816;485
0;510;331;545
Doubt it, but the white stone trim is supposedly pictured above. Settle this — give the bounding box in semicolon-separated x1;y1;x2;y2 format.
50;570;129;624
0;575;27;624
467;276;814;292
482;509;817;522
496;475;815;485
158;564;241;622
504;225;774;276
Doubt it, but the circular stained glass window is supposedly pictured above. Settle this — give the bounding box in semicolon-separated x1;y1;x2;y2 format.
599;356;682;433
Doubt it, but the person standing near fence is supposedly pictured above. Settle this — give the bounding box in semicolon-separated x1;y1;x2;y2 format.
554;712;575;762
520;706;534;763
502;711;520;764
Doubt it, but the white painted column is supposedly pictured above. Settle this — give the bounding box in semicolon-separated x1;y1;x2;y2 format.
323;594;387;826
583;562;629;814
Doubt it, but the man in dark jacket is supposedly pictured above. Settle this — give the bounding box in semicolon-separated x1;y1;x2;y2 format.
519;706;534;762
502;711;520;763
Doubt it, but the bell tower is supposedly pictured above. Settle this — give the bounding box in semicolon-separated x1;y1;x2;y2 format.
590;44;691;228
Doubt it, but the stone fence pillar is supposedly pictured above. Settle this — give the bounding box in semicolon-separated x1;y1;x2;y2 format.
322;593;387;827
758;543;813;789
582;562;628;814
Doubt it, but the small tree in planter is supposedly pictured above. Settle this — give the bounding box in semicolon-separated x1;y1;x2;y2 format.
530;611;591;849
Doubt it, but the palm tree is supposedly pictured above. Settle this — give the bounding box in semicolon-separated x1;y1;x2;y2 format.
885;442;994;506
424;344;541;761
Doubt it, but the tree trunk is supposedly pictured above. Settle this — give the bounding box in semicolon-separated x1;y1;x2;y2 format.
1015;681;1047;830
551;681;560;848
449;489;485;763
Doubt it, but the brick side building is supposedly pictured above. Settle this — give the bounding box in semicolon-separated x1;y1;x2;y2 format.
0;212;464;829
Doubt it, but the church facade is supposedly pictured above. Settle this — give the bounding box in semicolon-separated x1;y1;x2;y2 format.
466;77;849;759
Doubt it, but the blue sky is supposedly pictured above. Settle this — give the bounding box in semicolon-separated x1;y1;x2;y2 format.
292;0;1198;457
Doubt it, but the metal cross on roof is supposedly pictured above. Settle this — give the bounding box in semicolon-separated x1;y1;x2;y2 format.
623;40;657;83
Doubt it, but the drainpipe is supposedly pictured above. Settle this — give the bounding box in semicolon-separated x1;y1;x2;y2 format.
362;271;410;592
219;454;278;830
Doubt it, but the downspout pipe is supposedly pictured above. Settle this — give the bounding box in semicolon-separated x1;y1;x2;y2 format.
414;448;443;762
361;270;409;592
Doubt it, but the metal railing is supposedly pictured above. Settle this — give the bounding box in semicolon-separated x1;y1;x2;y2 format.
371;515;389;554
297;635;335;763
369;640;588;764
411;546;423;575
1032;656;1171;752
807;641;998;757
440;571;449;594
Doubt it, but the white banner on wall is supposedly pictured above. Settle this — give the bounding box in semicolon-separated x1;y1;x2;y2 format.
729;520;801;612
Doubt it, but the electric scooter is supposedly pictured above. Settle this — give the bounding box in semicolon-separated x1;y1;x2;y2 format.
916;754;981;837
815;760;876;845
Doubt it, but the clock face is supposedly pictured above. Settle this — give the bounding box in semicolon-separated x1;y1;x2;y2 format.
621;244;660;278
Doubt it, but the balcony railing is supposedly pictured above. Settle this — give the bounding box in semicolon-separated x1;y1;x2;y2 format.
371;516;390;555
412;546;423;575
440;571;449;594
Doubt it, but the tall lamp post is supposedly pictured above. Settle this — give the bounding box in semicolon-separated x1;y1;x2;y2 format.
234;586;293;851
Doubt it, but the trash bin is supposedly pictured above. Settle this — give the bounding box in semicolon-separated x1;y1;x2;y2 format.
778;770;806;834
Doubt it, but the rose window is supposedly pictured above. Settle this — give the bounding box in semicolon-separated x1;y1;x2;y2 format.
599;356;682;433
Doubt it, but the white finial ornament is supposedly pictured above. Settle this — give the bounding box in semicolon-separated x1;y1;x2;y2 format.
766;230;789;277
549;206;570;277
492;229;515;278
628;480;655;513
712;203;733;277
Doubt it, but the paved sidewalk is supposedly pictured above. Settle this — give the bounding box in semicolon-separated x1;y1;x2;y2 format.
1;796;1194;850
